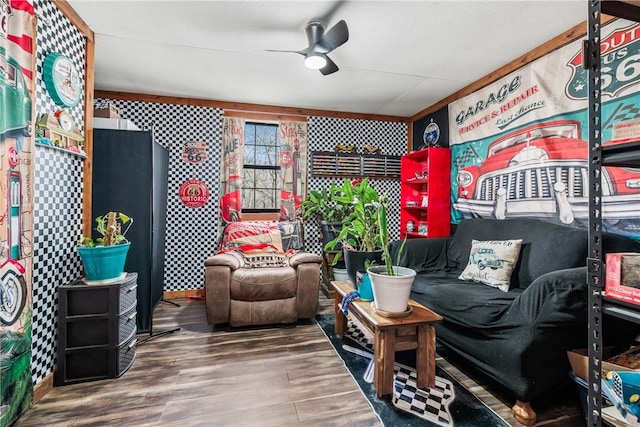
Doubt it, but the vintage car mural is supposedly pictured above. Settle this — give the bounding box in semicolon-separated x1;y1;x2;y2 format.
0;47;32;139
219;174;241;223
454;120;640;232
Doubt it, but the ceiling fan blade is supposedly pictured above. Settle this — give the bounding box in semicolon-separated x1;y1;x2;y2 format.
265;48;307;56
314;20;349;53
319;56;339;75
316;0;346;26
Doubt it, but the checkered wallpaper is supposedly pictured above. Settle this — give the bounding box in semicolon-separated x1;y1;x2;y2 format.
94;98;222;292
32;147;84;384
30;1;86;385
34;0;86;132
305;116;408;255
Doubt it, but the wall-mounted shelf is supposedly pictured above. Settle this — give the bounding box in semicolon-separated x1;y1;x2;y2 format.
310;151;401;179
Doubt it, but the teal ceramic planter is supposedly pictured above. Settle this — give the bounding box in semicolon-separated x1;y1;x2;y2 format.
356;271;374;301
77;242;130;281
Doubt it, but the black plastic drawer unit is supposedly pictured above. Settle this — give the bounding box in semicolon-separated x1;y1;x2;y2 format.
55;273;138;385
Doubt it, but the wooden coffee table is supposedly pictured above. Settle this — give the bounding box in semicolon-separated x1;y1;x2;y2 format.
331;280;443;398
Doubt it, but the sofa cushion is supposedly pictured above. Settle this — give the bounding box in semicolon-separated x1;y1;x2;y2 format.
458;239;523;291
411;273;521;329
230;266;297;301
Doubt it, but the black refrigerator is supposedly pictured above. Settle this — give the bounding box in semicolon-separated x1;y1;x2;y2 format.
91;129;169;333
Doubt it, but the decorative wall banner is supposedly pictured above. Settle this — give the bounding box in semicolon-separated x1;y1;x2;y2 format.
220;117;244;222
178;179;209;208
278;121;308;220
181;140;206;164
1;0;35;424
448;19;640;238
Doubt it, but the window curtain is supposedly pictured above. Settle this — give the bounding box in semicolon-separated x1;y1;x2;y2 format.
278;121;308;219
220;116;245;223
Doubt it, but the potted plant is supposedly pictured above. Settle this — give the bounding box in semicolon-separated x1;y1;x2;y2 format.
366;200;415;314
77;212;133;282
325;177;384;285
301;182;353;249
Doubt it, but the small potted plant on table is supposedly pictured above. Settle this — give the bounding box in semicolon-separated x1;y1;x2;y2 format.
366;197;415;315
77;212;133;283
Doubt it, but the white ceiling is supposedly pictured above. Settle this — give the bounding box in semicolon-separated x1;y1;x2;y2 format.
68;0;587;118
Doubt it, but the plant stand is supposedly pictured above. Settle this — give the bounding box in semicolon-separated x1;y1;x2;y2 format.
320;250;341;298
331;280;443;397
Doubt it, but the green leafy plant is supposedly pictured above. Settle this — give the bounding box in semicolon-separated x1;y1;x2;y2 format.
325;178;383;259
377;200;407;276
301;182;353;223
80;212;133;247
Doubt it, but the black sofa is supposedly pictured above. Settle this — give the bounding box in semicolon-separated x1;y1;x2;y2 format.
391;217;640;424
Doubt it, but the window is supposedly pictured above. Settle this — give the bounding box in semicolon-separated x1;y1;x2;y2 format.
243;122;280;212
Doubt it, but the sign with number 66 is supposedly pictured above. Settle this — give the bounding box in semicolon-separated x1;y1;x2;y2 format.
181;140;207;164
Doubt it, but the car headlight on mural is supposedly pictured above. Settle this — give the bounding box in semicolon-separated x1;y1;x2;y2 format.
457;170;474;188
625;177;640;189
456;170;475;198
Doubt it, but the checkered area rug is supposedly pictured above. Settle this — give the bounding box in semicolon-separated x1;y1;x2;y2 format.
345;318;455;426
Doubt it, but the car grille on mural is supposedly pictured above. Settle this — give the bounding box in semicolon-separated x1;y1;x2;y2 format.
454;119;640;227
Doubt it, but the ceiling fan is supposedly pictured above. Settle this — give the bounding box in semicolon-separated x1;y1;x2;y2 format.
267;20;349;75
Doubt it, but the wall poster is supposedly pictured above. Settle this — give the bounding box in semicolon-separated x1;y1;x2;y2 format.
449;19;640;238
0;0;36;425
278;121;308;220
219;116;245;223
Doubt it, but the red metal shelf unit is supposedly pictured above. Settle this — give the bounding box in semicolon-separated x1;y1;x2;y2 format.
400;147;451;239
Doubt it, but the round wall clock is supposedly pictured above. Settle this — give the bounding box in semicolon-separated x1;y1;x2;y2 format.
43;53;82;107
56;110;74;132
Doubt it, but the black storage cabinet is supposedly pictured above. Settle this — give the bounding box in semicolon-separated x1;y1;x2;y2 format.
91;129;169;333
55;273;138;385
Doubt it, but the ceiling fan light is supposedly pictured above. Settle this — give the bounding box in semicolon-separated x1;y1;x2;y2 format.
304;53;327;70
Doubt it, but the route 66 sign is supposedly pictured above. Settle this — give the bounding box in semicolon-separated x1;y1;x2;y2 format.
178;179;209;208
181;140;207;164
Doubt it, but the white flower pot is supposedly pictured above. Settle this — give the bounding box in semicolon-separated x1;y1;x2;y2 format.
332;267;349;282
367;266;416;313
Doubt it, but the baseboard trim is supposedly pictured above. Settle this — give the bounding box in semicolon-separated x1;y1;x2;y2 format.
163;289;205;300
33;373;54;403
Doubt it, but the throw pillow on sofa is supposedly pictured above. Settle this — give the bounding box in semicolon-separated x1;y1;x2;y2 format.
459;239;523;291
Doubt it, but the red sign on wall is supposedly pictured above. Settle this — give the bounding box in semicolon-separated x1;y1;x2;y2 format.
178;179;209;208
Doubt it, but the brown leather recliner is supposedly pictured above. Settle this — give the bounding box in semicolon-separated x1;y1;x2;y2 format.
204;251;322;327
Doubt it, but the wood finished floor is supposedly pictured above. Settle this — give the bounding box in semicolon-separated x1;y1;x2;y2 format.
17;294;584;427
